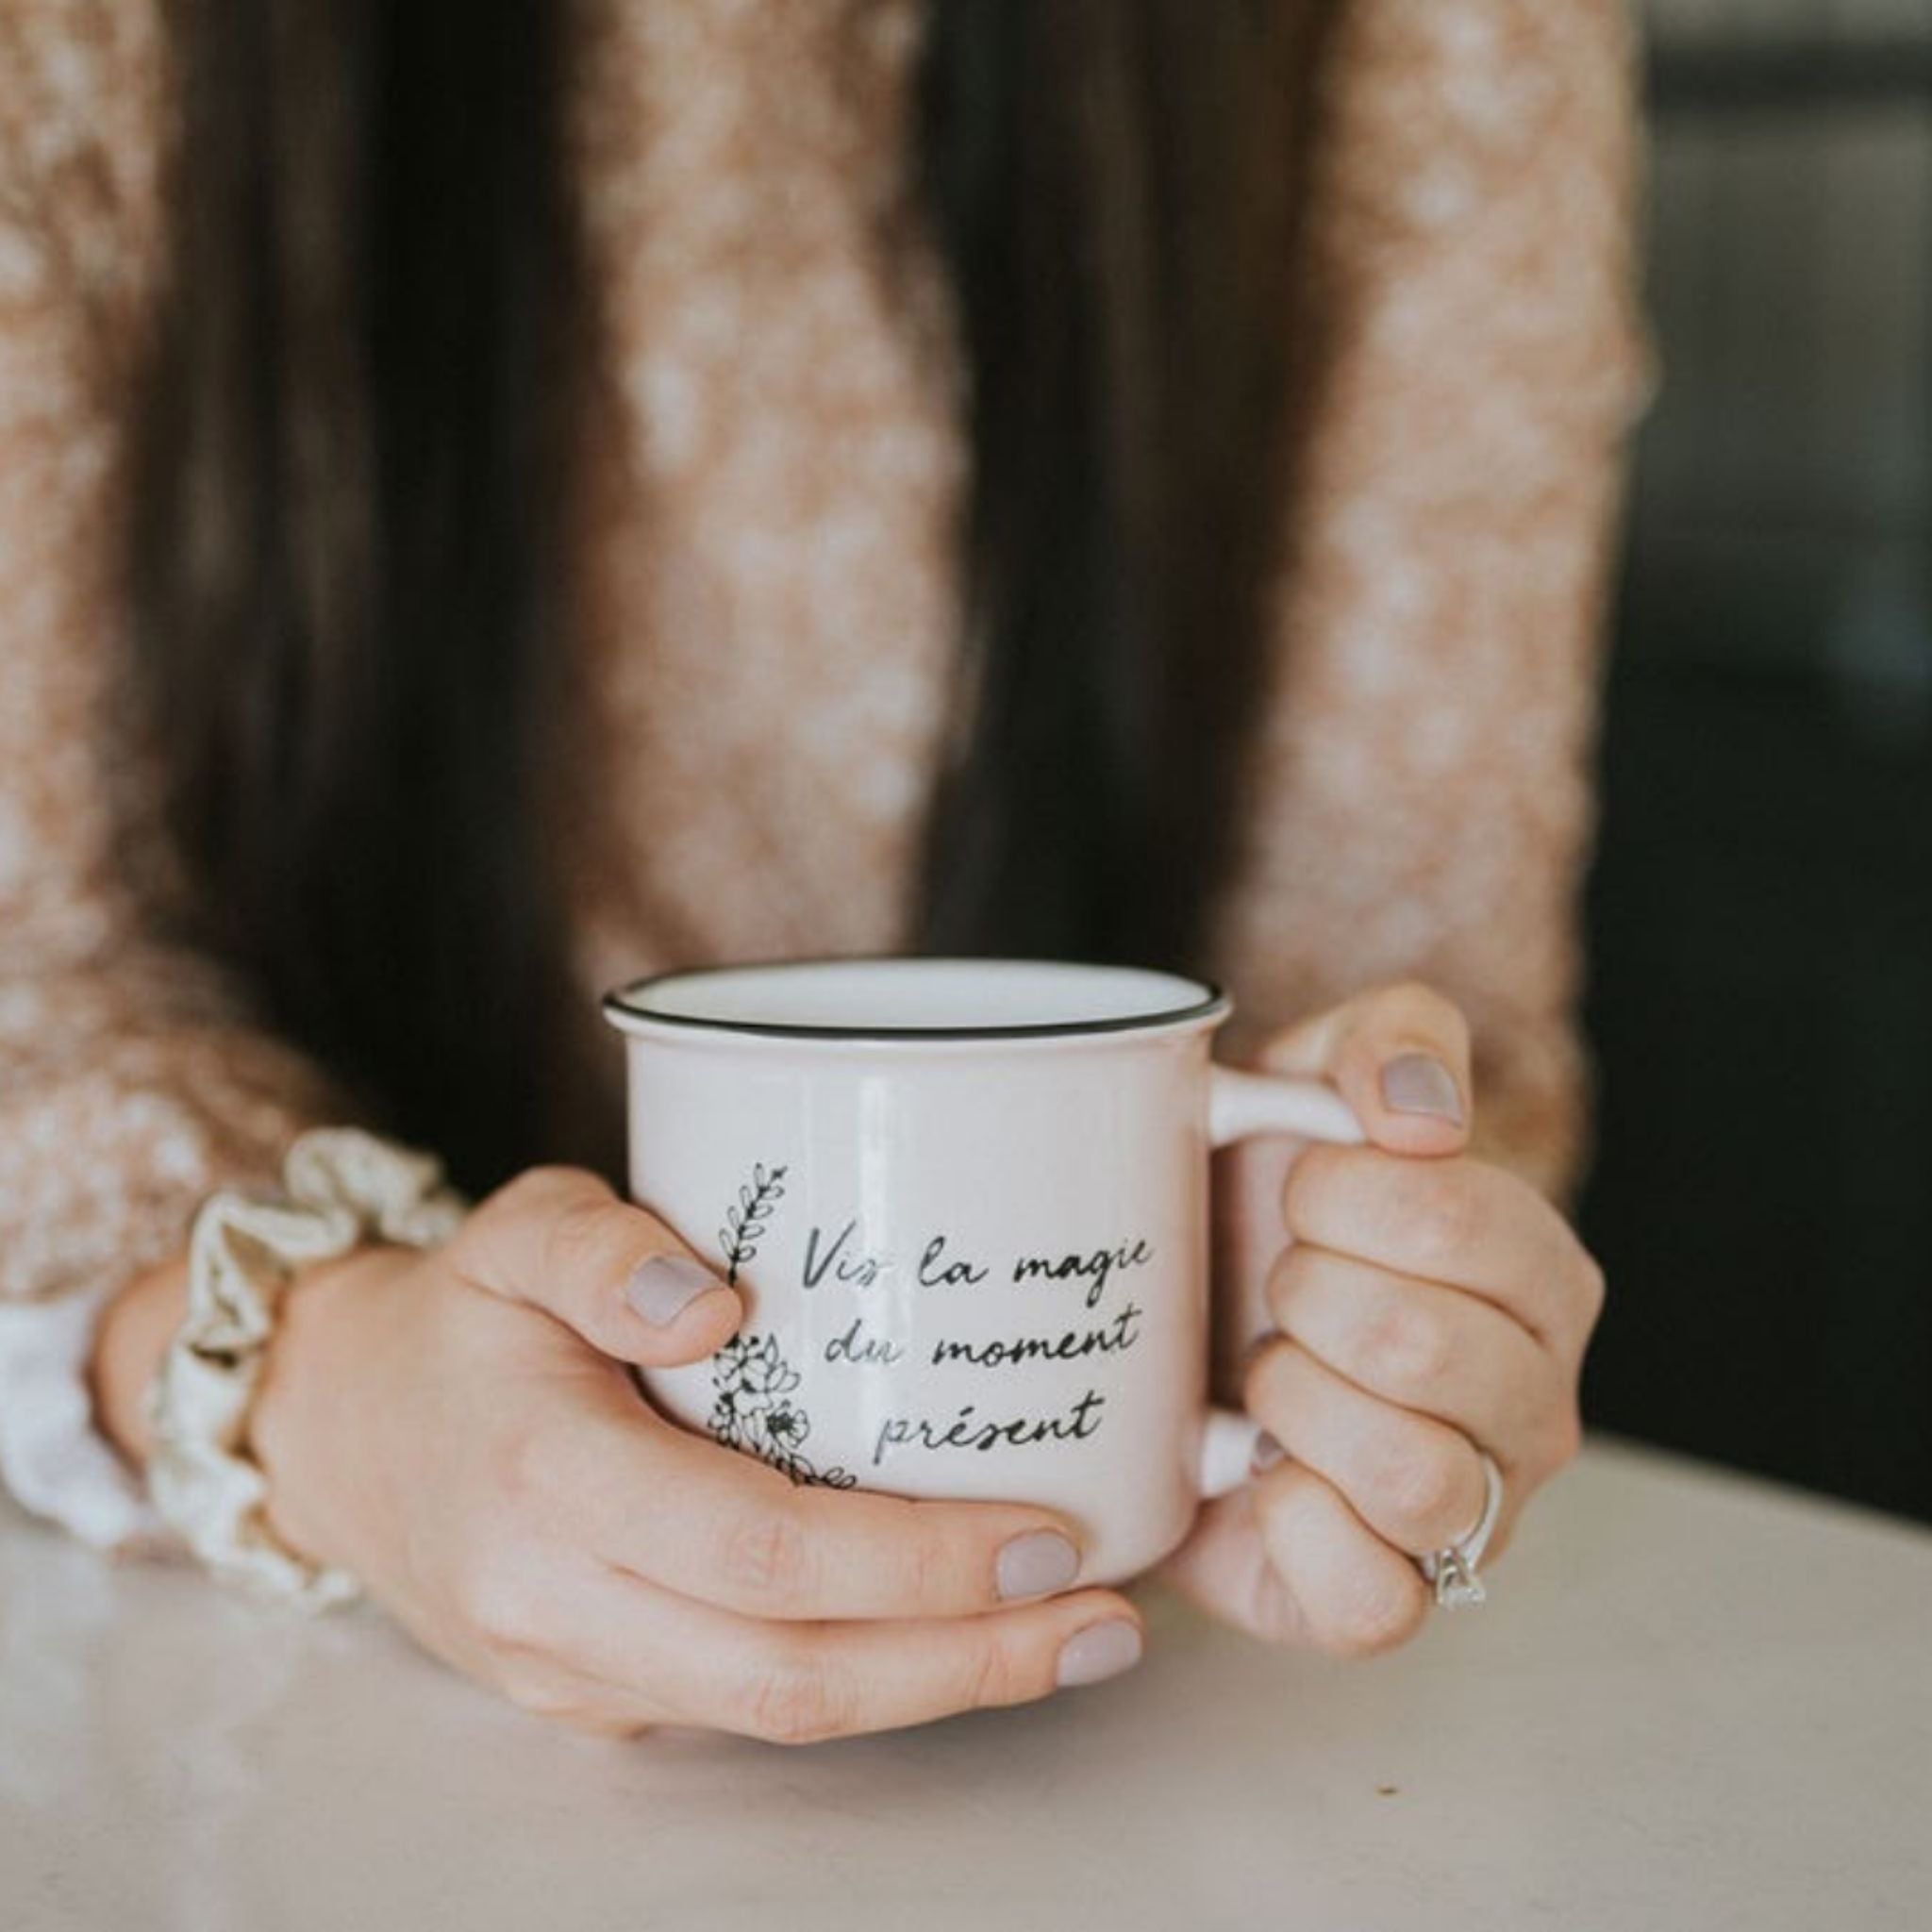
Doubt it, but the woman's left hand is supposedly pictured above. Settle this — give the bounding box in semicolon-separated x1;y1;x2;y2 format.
1162;984;1605;1655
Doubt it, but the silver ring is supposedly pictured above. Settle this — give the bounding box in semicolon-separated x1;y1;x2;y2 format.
1420;1452;1503;1609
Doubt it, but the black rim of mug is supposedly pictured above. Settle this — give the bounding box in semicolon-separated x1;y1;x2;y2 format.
600;955;1229;1043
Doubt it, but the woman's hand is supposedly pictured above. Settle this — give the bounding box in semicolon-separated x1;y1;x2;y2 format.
1164;985;1604;1656
250;1167;1142;1740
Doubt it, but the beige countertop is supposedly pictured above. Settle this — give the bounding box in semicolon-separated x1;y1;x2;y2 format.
3;1438;1929;1930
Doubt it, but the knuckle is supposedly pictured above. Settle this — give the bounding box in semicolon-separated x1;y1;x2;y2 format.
1378;977;1435;1014
903;1511;959;1610
453;1550;545;1653
1420;981;1470;1038
502;1674;574;1721
1241;1337;1295;1426
1383;977;1438;1008
495;1165;594;1224
1279;1144;1342;1240
521;1162;600;1199
1378;980;1469;1047
959;1631;1029;1713
541;1192;623;1291
486;1419;558;1509
1324;1564;1428;1658
503;1679;555;1716
1373;1435;1467;1546
1359;1295;1454;1397
743;1653;851;1746
1261;1245;1301;1327
458;1166;601;1273
505;1678;646;1739
717;1499;817;1611
1392;1165;1479;1270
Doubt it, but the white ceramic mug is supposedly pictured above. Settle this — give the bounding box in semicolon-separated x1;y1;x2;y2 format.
603;958;1363;1585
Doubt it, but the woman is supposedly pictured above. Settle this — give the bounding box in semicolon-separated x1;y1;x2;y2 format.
0;0;1640;1740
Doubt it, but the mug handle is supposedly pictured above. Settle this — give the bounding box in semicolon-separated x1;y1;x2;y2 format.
1196;1066;1366;1499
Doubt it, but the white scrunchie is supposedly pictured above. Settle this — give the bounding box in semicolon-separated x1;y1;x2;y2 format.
145;1127;467;1611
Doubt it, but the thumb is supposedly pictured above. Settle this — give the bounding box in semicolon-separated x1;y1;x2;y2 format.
1257;982;1472;1158
450;1166;743;1367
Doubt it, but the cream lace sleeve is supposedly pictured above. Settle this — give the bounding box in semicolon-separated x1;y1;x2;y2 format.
0;8;342;1541
1209;0;1652;1203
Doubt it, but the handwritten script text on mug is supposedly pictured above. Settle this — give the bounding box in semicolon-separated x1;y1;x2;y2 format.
797;1218;1156;1469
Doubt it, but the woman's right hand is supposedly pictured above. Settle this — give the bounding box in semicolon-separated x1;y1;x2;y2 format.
248;1167;1143;1741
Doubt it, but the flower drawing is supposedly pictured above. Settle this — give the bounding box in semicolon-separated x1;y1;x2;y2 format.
707;1329;855;1490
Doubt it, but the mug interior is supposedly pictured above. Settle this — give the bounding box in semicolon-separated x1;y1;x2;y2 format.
603;957;1225;1041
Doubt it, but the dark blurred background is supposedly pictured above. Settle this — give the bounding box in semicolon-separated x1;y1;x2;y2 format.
1582;0;1932;1523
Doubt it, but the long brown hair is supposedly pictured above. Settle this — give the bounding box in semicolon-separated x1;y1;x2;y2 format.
127;0;1340;1192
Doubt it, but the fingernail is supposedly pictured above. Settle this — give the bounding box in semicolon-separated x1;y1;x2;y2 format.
1055;1620;1143;1690
625;1255;721;1326
996;1529;1080;1601
1381;1053;1464;1125
1251;1433;1288;1475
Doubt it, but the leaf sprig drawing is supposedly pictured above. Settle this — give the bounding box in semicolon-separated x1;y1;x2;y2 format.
719;1161;787;1286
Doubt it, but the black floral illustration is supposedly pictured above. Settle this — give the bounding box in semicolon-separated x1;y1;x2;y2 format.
719;1161;787;1287
708;1333;856;1489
